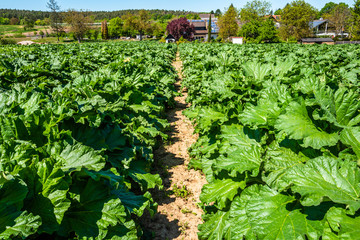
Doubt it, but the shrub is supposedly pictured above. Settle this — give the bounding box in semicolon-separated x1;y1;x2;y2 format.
0;38;17;45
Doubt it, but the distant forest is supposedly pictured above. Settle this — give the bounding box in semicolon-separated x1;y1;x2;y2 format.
0;9;199;21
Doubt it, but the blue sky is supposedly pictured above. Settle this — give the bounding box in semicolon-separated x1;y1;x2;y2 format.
0;0;356;12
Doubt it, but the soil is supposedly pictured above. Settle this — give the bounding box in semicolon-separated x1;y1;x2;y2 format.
141;53;207;240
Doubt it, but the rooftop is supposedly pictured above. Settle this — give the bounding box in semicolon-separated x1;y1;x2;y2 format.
300;38;334;42
199;14;216;20
310;19;328;29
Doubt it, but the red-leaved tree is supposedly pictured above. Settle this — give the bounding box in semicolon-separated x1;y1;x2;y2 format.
166;17;195;41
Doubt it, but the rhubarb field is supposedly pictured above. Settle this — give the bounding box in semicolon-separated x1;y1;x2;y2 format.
2;41;360;240
0;42;177;239
180;43;360;239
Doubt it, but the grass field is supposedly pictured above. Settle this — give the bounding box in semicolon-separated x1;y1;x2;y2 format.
0;25;21;34
0;25;50;36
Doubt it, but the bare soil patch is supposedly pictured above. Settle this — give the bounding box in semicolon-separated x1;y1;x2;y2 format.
141;53;207;240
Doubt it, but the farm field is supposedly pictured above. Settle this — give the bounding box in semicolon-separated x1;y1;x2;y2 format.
0;25;50;35
1;41;360;240
180;43;360;239
0;42;177;239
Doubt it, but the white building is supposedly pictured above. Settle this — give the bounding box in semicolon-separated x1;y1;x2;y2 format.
232;37;244;44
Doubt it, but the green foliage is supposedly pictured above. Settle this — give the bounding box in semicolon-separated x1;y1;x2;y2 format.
64;10;92;43
323;3;351;36
240;18;279;43
0;38;16;45
279;0;318;40
180;43;360;239
319;1;338;17
215;9;222;17
0;17;10;25
256;18;280;42
207;12;212;43
239;1;278;43
171;184;192;199
108;17;123;38
351;0;360;40
21;17;35;30
218;4;239;40
93;28;100;40
240;0;272;22
47;0;64;41
0;42;178;239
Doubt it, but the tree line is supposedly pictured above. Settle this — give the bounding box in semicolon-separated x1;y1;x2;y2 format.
2;0;360;43
41;0;175;43
217;0;360;42
0;8;200;25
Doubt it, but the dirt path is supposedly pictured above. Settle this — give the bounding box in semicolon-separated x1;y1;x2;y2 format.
141;53;207;240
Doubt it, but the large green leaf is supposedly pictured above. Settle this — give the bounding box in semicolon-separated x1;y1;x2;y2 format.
220;124;261;148
226;194;257;240
283;157;360;213
272;60;296;77
49;140;106;172
198;211;231;240
244;185;323;240
214;146;263;177
311;86;360;127
199;184;324;240
0;140;38;173
112;190;154;217
196;107;228;133
334;88;360;127
0;211;41;240
200;179;245;209
214;124;264;177
263;142;308;190
19;160;71;234
242;62;271;82
128;160;162;191
340;127;360;160
275;100;339;149
240;101;281;128
326;207;360;240
0;176;41;239
59;176;135;239
99;220;138;240
64;121;127;151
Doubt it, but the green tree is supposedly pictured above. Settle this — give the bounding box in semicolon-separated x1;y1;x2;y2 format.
64;10;92;43
279;0;317;41
22;17;35;30
215;9;222;17
86;30;92;40
207;11;213;42
324;3;351;37
0;17;10;25
47;0;64;42
240;0;271;22
257;18;279;42
350;0;360;39
319;2;337;18
239;20;261;40
93;29;100;40
151;22;166;38
274;8;282;15
108;17;123;38
239;0;278;43
218;4;239;40
135;10;152;40
122;13;138;37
